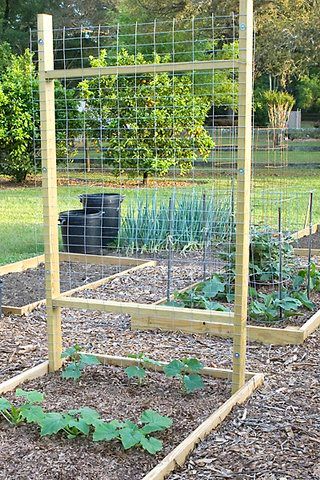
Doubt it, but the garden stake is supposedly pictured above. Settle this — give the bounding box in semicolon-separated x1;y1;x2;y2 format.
202;193;207;282
0;279;3;317
307;192;314;298
166;196;174;303
278;207;283;321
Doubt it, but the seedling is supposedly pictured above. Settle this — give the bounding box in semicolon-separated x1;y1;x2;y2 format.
124;353;161;384
163;358;204;393
0;389;44;426
61;345;101;380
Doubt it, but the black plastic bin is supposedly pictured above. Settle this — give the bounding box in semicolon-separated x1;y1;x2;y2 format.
79;193;124;246
59;209;104;254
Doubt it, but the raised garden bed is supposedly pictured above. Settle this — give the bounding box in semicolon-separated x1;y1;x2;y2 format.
0;355;263;480
0;253;155;316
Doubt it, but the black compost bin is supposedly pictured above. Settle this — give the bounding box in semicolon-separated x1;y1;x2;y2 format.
59;209;104;254
79;193;124;246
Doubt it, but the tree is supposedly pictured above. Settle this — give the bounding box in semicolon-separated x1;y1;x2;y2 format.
263;90;295;146
295;74;320;112
0;49;81;182
79;49;215;184
0;0;119;52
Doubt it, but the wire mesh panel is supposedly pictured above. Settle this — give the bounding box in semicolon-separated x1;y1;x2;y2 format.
33;6;253;393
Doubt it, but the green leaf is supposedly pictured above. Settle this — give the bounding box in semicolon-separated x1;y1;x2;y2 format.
119;427;140;450
69;407;101;426
68;418;90;435
125;365;146;380
61;363;82;380
182;358;203;373
92;420;119;442
0;397;11;412
140;409;173;433
79;354;101;366
202;276;225;298
61;345;80;359
292;291;315;311
140;436;163;454
15;389;44;404
183;374;204;393
203;300;228;311
20;405;45;424
40;412;70;436
163;360;184;378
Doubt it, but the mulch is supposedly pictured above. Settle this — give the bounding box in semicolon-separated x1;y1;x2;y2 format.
1;262;128;307
0;250;319;479
0;365;229;480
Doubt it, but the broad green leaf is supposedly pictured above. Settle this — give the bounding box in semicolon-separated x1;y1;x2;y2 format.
69;407;101;426
68;418;90;435
40;412;70;436
202;276;225;298
183;374;204;393
92;420;119;442
140;410;173;433
61;363;82;380
15;389;44;404
79;354;101;366
125;365;146;379
0;397;11;412
166;300;185;307
292;291;315;311
119;427;140;450
163;360;184;377
204;300;228;311
182;358;203;373
20;405;45;424
61;345;79;359
140;436;163;454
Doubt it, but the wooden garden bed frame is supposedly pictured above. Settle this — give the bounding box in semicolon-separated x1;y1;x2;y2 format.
0;354;263;480
0;253;155;315
129;235;320;346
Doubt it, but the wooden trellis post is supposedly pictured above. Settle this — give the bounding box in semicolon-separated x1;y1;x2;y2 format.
38;14;62;371
232;0;253;393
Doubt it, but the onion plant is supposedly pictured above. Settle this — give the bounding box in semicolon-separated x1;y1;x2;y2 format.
118;190;234;253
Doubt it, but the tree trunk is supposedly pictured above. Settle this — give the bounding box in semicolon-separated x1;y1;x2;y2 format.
85;135;90;173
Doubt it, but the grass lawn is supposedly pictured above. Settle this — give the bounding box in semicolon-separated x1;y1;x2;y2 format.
0;146;320;265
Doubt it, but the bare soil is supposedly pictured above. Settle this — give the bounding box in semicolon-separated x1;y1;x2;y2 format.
296;231;320;249
0;364;229;480
1;262;128;307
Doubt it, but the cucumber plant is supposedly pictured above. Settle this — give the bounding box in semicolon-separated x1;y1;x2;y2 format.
0;389;44;426
163;358;204;393
0;389;172;455
61;345;101;380
124;353;161;384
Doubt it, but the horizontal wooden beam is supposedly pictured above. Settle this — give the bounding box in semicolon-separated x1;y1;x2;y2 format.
45;59;238;80
82;352;257;381
0;255;44;275
131;316;305;345
143;373;264;480
0;361;49;394
52;295;234;323
59;252;153;267
292;224;319;240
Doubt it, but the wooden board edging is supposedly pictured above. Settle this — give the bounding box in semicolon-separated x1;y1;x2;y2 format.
0;361;49;394
1;256;154;316
81;352;257;381
292;223;319;240
142;373;264;480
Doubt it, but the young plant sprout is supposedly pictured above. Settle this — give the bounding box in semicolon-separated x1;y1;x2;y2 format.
163;358;204;393
61;345;101;380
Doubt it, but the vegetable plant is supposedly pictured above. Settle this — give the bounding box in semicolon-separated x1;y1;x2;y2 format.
61;345;101;380
163;358;204;393
0;389;172;455
0;389;44;426
124;353;161;384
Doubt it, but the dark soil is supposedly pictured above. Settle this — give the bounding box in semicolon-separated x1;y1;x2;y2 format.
1;262;127;307
296;231;320;249
0;365;229;480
